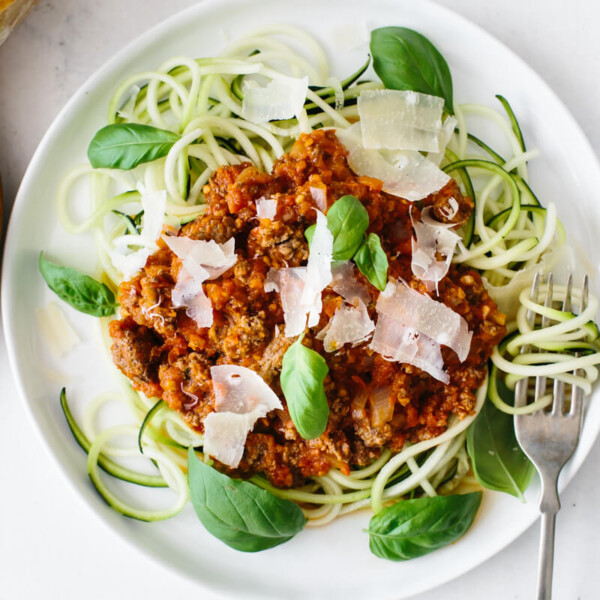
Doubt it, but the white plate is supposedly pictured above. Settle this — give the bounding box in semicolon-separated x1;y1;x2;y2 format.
3;0;600;598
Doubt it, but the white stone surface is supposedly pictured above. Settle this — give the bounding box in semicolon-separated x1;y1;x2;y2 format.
0;1;598;599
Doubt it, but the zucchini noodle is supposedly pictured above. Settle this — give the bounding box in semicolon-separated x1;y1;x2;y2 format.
56;25;597;525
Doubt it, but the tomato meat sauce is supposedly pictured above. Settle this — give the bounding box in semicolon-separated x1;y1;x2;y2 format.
109;129;506;487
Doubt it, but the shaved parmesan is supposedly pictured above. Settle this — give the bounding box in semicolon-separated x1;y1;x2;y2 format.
317;299;374;352
255;197;277;220
35;302;80;358
302;210;333;327
265;210;333;336
265;268;310;337
330;260;370;305
241;75;308;124
163;235;237;328
163;236;237;280
211;365;281;414
369;313;450;384
428;116;458;166
203;411;258;468
358;89;444;152
370;313;449;383
109;189;167;279
310;186;327;212
337;125;450;201
203;365;282;467
110;244;152;280
377;279;472;362
411;208;460;291
172;257;213;328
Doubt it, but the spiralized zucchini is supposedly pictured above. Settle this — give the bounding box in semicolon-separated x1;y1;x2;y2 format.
57;25;597;523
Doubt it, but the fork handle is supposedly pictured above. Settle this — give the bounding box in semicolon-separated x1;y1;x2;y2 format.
537;470;561;600
537;511;557;600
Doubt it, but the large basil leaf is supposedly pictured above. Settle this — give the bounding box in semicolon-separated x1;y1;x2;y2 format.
370;26;454;113
187;449;306;552
280;337;329;439
466;374;534;499
353;233;388;291
39;253;116;317
88;123;180;170
368;492;482;560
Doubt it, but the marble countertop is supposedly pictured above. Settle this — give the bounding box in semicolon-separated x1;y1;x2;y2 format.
0;1;598;598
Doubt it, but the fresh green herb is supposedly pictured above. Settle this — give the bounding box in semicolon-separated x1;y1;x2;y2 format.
467;374;534;499
39;253;116;317
353;233;389;291
305;194;369;260
87;123;180;170
187;449;306;551
367;492;482;560
370;26;454;113
280;337;330;439
327;195;369;260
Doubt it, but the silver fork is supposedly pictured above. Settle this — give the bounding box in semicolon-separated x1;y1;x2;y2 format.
514;272;587;600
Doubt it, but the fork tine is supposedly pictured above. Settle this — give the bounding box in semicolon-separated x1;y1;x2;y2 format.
569;275;588;420
550;275;571;416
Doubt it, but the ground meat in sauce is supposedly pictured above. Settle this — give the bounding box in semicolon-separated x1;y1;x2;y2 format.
109;129;506;488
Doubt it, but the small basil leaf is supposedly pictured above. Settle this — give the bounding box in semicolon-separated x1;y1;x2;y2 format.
39;253;116;317
368;492;482;560
327;195;369;260
305;224;316;245
281;338;329;439
370;26;454;113
353;233;388;291
466;375;534;499
88;123;180;170
187;449;306;552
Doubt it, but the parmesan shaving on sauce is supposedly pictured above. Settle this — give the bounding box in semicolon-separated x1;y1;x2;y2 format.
255;197;278;220
265;210;333;336
370;313;448;383
376;279;472;362
316;299;374;352
336;124;450;202
110;189;167;279
163;236;237;328
241;75;309;124
358;89;444;152
203;365;282;468
411;207;460;292
330;260;370;305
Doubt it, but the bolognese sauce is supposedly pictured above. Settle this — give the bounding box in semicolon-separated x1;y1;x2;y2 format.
109;129;506;488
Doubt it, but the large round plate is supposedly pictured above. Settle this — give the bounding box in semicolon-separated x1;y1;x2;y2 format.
3;1;600;598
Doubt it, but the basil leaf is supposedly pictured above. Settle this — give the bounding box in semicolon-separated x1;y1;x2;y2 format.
370;26;454;113
368;492;482;560
281;337;329;439
39;253;116;317
353;233;388;291
466;376;534;499
87;123;180;170
327;195;369;260
187;449;306;552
